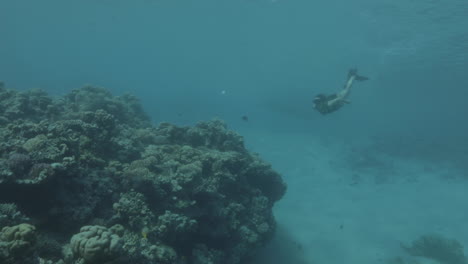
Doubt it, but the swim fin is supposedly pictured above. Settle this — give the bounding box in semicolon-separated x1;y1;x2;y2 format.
348;68;369;81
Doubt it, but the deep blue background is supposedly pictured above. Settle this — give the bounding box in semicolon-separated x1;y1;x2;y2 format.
1;0;467;168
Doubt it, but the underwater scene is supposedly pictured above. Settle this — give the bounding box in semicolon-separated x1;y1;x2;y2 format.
1;0;468;263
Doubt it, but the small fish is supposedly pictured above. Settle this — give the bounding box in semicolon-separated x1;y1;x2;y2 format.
241;115;249;121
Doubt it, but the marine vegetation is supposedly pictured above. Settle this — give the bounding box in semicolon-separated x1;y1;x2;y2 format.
0;84;286;264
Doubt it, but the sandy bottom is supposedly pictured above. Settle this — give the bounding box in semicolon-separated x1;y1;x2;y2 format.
244;131;468;264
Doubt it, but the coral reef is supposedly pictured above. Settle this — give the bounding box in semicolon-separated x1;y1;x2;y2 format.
0;84;286;264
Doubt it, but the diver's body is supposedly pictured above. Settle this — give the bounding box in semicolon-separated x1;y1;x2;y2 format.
313;69;368;115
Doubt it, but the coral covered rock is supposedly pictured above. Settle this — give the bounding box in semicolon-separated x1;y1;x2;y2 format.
0;84;286;264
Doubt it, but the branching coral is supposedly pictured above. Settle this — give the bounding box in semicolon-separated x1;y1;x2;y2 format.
0;203;30;227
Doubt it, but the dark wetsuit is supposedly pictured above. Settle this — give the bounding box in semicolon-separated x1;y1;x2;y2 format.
313;94;345;115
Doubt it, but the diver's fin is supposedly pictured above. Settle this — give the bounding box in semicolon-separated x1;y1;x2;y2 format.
348;68;369;81
348;68;358;78
355;75;369;81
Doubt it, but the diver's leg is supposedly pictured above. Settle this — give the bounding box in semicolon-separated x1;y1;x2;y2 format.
337;75;355;99
326;73;359;107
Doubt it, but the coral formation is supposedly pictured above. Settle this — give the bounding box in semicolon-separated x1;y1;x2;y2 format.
401;234;467;264
0;84;286;264
70;225;123;263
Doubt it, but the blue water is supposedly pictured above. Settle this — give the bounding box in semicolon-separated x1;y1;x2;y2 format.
2;0;468;263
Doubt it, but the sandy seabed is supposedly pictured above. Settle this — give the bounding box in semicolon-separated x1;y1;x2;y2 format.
246;131;468;264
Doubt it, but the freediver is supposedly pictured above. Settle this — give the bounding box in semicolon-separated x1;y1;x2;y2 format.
313;69;369;115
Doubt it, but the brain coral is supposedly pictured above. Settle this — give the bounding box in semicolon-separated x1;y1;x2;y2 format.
0;223;37;263
70;225;122;263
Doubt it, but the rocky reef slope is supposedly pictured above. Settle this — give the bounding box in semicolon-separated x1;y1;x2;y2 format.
0;83;286;264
